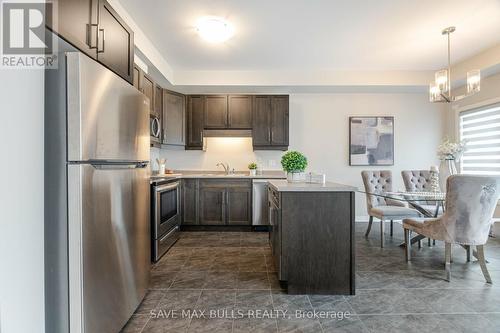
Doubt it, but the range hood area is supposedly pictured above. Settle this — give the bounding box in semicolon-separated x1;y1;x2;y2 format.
202;129;253;137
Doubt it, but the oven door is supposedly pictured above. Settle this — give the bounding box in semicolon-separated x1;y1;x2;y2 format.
154;181;180;238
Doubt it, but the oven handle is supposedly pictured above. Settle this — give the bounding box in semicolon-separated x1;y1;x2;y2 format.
155;181;180;192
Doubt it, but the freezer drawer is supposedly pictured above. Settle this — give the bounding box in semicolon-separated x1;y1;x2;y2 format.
68;163;150;333
66;52;150;162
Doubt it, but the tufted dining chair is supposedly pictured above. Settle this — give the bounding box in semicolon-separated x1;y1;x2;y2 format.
401;170;443;216
362;170;421;247
403;175;500;283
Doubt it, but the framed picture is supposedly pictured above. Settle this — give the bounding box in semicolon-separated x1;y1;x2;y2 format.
349;116;394;166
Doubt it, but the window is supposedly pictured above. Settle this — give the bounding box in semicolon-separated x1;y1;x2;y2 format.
460;103;500;175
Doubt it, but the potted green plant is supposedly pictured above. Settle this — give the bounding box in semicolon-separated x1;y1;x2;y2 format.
281;151;308;182
248;162;258;176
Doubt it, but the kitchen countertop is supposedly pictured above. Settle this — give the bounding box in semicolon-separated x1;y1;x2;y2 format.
150;171;286;183
268;180;357;192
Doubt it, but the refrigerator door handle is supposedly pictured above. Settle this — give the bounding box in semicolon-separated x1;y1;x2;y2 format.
91;162;149;170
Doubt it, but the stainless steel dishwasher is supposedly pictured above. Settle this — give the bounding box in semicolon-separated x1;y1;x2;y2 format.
252;179;272;226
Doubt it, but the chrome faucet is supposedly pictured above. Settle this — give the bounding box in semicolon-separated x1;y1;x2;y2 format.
216;162;231;175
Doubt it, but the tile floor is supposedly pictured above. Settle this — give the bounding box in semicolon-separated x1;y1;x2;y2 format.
121;223;500;333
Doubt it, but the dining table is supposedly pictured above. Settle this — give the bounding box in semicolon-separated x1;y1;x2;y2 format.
359;190;447;246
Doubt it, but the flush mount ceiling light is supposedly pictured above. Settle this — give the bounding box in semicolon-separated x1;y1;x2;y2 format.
429;26;481;103
196;16;234;43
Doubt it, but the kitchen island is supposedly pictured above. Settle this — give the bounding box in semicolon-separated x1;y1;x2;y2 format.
268;180;356;295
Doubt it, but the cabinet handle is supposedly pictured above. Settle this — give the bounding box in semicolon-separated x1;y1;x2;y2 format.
87;24;98;49
268;129;271;142
97;28;105;53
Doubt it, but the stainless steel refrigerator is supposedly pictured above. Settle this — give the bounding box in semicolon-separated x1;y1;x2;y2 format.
45;51;150;333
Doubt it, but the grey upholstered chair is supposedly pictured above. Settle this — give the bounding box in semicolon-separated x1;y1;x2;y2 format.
362;170;421;247
403;175;500;283
401;170;443;216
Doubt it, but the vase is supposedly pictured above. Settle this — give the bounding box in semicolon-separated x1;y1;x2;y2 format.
287;171;305;183
249;169;257;176
439;159;457;191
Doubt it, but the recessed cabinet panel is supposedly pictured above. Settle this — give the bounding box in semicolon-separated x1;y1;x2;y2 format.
204;95;228;128
228;95;252;129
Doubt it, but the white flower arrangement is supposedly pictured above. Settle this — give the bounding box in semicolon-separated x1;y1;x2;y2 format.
437;138;467;161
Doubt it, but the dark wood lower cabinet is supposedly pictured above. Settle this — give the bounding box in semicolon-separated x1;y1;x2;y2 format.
269;188;355;295
226;186;252;225
181;179;198;225
184;179;252;226
199;187;226;225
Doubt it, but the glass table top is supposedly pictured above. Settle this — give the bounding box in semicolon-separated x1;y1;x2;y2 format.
358;190;446;202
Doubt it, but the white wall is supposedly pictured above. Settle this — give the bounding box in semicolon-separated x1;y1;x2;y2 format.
0;70;45;333
157;93;445;219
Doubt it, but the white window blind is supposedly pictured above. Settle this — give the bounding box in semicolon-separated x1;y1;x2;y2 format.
460;103;500;175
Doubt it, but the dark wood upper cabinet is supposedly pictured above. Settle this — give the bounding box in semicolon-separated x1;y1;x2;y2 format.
142;74;154;112
97;0;134;84
163;90;186;146
252;96;272;146
228;95;252;129
47;0;133;84
204;95;228;128
132;65;141;91
252;95;289;150
48;0;99;59
270;96;289;146
186;96;205;149
185;94;288;150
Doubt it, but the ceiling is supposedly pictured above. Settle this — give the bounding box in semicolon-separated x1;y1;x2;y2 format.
120;0;500;73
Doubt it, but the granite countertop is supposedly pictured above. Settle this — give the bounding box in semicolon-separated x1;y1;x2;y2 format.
268;180;357;192
150;171;286;183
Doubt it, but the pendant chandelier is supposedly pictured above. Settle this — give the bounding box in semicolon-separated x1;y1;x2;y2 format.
429;26;481;103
